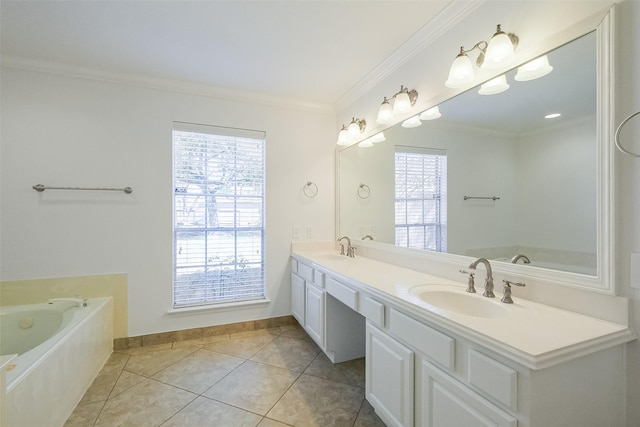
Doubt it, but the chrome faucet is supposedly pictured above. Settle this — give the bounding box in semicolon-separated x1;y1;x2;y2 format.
468;258;495;297
337;236;356;257
510;254;531;264
501;280;526;303
48;297;88;307
362;235;374;241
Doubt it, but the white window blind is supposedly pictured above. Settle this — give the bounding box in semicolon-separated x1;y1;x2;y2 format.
172;122;266;308
395;146;447;252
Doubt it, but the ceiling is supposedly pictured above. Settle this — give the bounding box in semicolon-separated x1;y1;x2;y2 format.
0;0;454;109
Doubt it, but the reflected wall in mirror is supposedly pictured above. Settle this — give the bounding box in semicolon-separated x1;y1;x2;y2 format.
339;31;598;276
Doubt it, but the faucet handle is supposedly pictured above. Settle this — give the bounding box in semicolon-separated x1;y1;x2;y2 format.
501;280;526;304
338;244;345;255
459;269;476;293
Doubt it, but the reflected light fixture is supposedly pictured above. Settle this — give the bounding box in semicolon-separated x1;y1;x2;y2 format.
515;55;553;81
376;85;419;125
401;115;422;128
420;106;441;120
358;139;374;148
545;113;562;119
336;118;366;146
478;74;510;95
445;24;518;88
369;132;386;143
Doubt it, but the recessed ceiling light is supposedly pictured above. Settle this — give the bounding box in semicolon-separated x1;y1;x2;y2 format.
545;113;562;119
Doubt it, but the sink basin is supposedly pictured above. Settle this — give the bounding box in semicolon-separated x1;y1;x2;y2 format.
408;285;509;318
315;254;349;262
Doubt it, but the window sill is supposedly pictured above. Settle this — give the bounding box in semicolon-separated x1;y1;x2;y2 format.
166;298;271;316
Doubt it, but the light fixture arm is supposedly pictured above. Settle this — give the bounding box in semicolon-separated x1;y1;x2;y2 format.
393;85;419;107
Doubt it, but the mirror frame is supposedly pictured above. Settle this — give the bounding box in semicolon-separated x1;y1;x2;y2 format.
336;8;615;294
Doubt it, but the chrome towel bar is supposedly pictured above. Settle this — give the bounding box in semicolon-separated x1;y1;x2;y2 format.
32;184;133;194
464;195;500;201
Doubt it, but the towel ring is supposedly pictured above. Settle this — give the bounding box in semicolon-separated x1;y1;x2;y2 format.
357;183;371;199
303;181;318;198
615;111;640;158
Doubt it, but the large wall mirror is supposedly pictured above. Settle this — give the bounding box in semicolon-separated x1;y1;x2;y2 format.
337;13;613;292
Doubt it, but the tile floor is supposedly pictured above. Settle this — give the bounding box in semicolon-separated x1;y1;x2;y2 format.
64;324;387;427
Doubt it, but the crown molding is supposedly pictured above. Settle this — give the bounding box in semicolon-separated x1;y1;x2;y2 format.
1;55;334;113
334;0;486;112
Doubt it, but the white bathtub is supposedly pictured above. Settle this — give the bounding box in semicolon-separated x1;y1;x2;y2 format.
1;297;113;427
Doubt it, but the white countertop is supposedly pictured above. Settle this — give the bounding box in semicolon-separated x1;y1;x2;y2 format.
291;245;636;370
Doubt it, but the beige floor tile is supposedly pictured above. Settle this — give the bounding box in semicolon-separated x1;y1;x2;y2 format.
304;353;365;388
250;335;320;372
280;327;314;342
152;348;244;393
267;374;364;427
354;398;387;427
230;327;283;339
109;370;146;399
116;342;173;355
171;334;231;349
63;400;105;427
204;360;299;415
94;378;196;427
124;346;198;377
258;418;293;427
78;352;130;404
204;333;276;358
163;396;263;427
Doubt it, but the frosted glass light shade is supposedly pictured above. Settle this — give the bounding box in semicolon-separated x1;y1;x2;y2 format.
515;55;553;81
358;139;374;148
401;115;422;128
420;106;441;120
445;53;475;88
376;98;394;124
478;74;510;95
369;132;386;143
337;128;350;146
347;119;361;138
393;91;411;114
484;27;515;69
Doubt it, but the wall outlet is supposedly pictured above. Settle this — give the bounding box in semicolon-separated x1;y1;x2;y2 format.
292;226;302;239
631;253;640;289
306;226;314;238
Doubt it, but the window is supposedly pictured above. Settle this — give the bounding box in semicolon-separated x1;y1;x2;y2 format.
172;122;265;308
395;147;447;252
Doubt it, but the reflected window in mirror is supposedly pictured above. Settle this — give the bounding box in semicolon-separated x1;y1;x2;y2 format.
395;147;447;252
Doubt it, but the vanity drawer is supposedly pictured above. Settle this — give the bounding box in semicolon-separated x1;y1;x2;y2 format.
360;296;385;328
326;276;358;310
297;262;314;283
389;308;454;370
468;350;517;410
313;270;325;288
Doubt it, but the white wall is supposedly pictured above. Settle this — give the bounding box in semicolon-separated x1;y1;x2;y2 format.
0;68;336;336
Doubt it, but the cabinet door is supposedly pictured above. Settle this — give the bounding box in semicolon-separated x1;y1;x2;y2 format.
420;360;517;427
291;273;305;324
305;284;325;346
366;323;414;427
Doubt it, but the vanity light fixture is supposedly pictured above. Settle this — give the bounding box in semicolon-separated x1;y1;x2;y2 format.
337;118;367;146
445;24;518;88
401;115;422;128
376;85;419;125
358;139;374;148
420;106;442;120
478;74;510;95
368;132;386;143
515;55;553;81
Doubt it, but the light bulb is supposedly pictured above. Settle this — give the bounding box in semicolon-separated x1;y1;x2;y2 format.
484;25;516;69
420;106;441;120
445;50;475;88
393;89;411;114
515;55;553;81
478;74;510;95
376;97;394;124
401;115;422;128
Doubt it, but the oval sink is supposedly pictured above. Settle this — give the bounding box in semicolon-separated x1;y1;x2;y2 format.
409;286;509;318
315;254;349;262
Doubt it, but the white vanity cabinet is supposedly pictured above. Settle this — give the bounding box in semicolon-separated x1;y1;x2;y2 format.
366;322;414;427
291;257;365;362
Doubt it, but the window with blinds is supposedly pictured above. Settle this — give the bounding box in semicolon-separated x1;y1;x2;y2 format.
395;147;447;252
172;122;266;308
